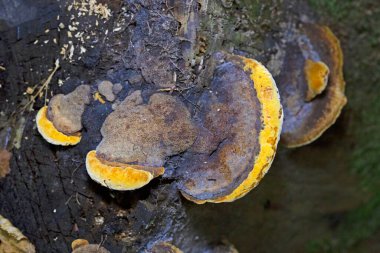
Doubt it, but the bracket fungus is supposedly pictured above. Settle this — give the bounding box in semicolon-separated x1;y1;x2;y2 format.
177;53;283;203
86;91;197;190
83;52;282;202
35;53;282;203
277;24;347;147
150;242;183;253
36;85;91;146
71;239;110;253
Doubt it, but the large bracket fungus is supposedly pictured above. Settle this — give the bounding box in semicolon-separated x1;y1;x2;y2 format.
36;85;91;146
177;53;283;203
84;52;282;202
277;24;347;147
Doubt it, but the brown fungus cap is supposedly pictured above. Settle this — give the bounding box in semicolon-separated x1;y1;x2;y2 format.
86;91;197;190
71;239;110;253
36;106;81;146
178;53;283;203
277;24;347;147
36;85;90;146
72;244;110;253
96;91;197;167
47;84;91;135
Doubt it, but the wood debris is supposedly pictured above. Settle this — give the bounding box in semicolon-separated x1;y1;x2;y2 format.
0;149;11;178
0;215;36;253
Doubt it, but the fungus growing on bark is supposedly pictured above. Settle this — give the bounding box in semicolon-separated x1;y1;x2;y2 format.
150;242;183;253
36;85;91;146
85;53;282;202
86;91;197;190
71;239;110;253
277;24;346;147
86;150;165;190
71;239;90;250
177;53;283;203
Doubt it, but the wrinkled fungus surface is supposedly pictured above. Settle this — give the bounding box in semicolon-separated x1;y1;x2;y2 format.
47;84;91;134
72;244;110;253
96;91;197;167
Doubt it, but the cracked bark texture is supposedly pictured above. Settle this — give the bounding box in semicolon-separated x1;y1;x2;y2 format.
0;0;371;252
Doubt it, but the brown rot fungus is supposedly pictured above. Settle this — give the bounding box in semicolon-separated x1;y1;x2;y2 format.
177;53;283;203
277;24;347;147
86;91;197;190
71;239;110;253
36;85;91;146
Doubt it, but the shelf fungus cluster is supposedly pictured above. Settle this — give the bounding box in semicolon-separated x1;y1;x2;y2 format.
36;24;346;204
277;24;347;147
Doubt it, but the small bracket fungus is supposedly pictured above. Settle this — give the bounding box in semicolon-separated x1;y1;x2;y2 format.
71;239;90;250
71;239;110;253
36;106;82;146
36;85;91;146
150;242;183;253
86;91;197;190
177;53;283;203
277;24;347;147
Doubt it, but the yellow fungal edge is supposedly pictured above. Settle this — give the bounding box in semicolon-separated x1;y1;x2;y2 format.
93;91;106;104
204;57;283;203
36;106;81;146
86;150;157;191
305;59;330;101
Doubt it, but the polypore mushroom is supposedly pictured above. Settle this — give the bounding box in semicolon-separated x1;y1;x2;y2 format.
86;91;197;190
84;52;281;202
177;53;283;203
277;23;346;147
150;242;183;253
36;85;91;146
71;239;110;253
